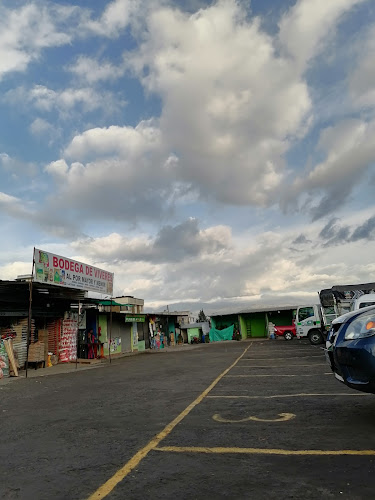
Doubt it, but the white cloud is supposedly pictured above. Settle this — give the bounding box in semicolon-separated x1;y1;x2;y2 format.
29;118;53;136
64;121;161;160
0;152;37;178
68;56;125;84
125;0;364;207
5;85;125;118
0;3;81;81
0;192;21;205
83;0;140;37
45;159;69;178
349;25;375;109
41;121;170;222
278;0;366;69
37;0;370;223
65;213;375;311
290;117;375;219
29;117;61;145
0;190;34;220
72;219;231;264
0;261;32;280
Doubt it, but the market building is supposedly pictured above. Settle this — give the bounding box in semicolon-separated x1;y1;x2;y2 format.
0;280;148;378
180;322;210;343
210;305;297;340
146;310;194;347
0;278;87;371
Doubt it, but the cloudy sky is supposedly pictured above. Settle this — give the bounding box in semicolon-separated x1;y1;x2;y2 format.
1;0;375;315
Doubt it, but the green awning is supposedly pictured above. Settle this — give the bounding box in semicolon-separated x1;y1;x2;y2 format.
97;300;125;306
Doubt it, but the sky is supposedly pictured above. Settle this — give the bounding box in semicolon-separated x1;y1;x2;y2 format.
1;0;375;315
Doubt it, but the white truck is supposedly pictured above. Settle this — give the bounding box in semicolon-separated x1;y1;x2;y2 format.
295;283;375;345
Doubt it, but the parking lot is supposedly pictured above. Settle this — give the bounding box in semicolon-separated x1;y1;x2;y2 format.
93;341;375;500
2;340;375;500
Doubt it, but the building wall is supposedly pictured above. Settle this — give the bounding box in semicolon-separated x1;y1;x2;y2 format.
100;314;131;355
115;296;144;313
249;313;267;337
187;327;201;343
239;315;247;339
238;313;267;338
131;322;138;351
120;322;132;353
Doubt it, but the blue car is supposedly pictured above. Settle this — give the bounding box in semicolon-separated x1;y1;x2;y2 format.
326;305;375;393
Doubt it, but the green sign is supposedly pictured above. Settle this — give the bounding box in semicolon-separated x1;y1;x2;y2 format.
125;316;145;323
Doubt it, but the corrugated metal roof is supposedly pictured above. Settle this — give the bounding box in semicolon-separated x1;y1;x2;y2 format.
331;282;375;292
0;280;88;316
181;322;209;329
211;305;297;317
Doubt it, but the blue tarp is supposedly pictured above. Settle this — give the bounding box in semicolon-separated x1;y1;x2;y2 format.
209;325;234;342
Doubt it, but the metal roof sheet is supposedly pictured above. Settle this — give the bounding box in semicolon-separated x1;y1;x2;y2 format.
211;305;297;317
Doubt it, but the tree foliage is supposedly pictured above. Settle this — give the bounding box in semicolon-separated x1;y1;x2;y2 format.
198;309;207;322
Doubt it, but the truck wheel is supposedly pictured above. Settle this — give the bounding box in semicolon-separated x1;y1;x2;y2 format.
284;331;293;341
308;330;323;345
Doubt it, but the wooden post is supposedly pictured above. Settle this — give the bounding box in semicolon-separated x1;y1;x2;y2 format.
237;314;242;340
25;249;35;378
166;305;169;346
76;300;80;370
109;297;113;364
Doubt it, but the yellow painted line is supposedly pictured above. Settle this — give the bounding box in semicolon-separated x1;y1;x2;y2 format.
212;412;295;423
207;393;371;399
87;344;252;499
226;373;332;377
155;446;375;456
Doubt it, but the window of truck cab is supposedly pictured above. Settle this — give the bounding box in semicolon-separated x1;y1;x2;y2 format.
298;307;314;321
359;302;375;309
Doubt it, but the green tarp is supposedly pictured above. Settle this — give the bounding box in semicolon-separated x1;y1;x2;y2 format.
209;325;234;342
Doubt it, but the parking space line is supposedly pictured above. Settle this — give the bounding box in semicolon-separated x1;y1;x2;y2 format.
87;344;252;500
241;355;323;360
207;393;371;399
233;364;327;368
155;446;375;456
226;373;332;377
247;349;319;352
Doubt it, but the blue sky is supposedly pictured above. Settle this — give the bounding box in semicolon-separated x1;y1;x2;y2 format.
1;0;375;314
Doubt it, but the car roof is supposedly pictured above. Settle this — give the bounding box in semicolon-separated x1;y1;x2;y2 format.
332;304;375;325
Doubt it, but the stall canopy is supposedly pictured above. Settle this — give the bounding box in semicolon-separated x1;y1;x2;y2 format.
0;280;86;316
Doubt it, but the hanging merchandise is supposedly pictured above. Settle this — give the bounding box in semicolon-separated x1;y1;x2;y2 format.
59;314;78;362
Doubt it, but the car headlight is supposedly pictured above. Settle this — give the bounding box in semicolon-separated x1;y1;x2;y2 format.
344;313;375;340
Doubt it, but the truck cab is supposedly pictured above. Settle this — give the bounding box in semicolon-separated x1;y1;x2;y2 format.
295;304;325;345
352;293;375;310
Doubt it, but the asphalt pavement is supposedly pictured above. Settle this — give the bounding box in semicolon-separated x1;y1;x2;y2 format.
1;340;375;499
